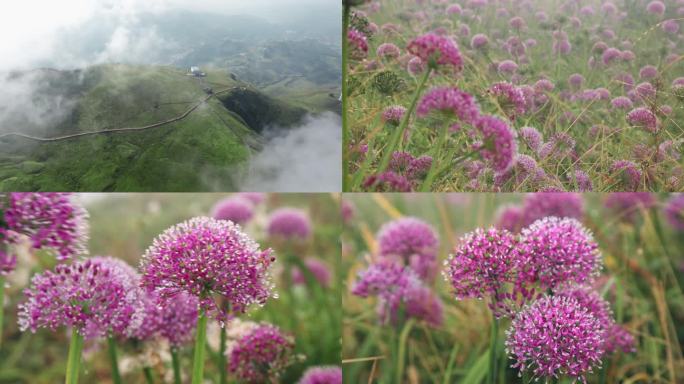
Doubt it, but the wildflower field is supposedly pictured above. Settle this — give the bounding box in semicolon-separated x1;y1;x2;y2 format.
342;193;684;383
344;0;684;192
0;193;341;384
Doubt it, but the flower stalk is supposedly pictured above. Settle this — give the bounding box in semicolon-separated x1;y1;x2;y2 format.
107;335;122;384
191;308;208;384
65;328;84;384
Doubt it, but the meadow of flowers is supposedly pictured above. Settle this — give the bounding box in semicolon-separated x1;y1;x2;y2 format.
343;0;684;192
342;192;684;383
0;193;341;384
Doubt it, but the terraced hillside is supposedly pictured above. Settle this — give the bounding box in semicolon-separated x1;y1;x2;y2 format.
0;64;309;191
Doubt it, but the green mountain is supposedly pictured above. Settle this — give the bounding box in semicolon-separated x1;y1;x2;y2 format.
0;64;322;191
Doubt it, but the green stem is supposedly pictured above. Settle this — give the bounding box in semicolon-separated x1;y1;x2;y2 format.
171;348;182;384
107;335;122;384
342;3;351;191
488;315;499;384
191;309;208;384
376;67;432;175
420;124;450;191
0;275;4;349
219;326;227;384
65;328;84;384
143;366;154;384
395;319;415;384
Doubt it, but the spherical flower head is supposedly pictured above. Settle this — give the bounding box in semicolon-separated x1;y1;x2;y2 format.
298;366;342;384
497;60;518;75
267;208;312;240
639;65;658;80
646;1;665;15
131;290;198;347
363;171;412;192
519;217;601;290
417;87;481;124
446;4;462;15
18;256;141;338
227;323;295;383
519;126;542;152
664;194;684;231
444;228;522;308
1;192;89;261
611;160;642;191
406;56;425;76
509;16;526;30
605;324;636;354
553;39;572;55
663;19;680;34
292;257;331;288
471;33;489;50
376;43;400;59
556;286;614;331
488;82;526;118
611;96;633;110
627;107;658;133
521;192;584;227
635;82;656;102
403;282;444;327
601;47;621;65
474;115;517;173
604;193;655;222
505;295;605;382
347;28;368;60
211;197;254;225
574;170;593;192
568;73;585;89
140;217;274;321
382;105;407;125
407;33;463;72
237;192;266;205
495;205;524;233
377;217;439;281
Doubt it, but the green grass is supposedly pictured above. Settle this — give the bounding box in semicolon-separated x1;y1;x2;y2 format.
0;64;313;191
346;0;684;192
342;193;684;383
0;193;342;384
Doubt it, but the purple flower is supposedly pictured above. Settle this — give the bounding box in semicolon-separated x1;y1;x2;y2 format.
377;43;401;59
237;193;266;205
497;60;518;74
363;172;413;192
474;115;517;173
227;323;295;383
298;366;342;384
611;160;642;191
646;1;665;16
1;193;88;261
348;29;368;60
140;217;274;321
604;193;655;222
495;205;524;233
18;257;140;338
663;19;680;34
211;197;254;225
488;82;526;118
611;96;633;110
664;194;684;231
382;105;407;125
128;289;198;347
519;217;601;291
444;228;523;313
407;33;463;72
267;208;312;240
292;257;331;287
377;217;439;281
389;151;432;181
446;4;463;15
471;33;489;49
352;261;442;326
627;107;658;133
341;200;355;224
519;126;542;152
407;56;425;76
520;192;584;226
538;133;576;160
639;65;658;80
0;250;16;276
568;73;585;89
573;170;593;192
505;295;605;382
605;324;636;354
416;87;481;124
602;47;621;65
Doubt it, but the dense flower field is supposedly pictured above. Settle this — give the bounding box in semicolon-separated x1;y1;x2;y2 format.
0;193;341;384
344;0;684;192
342;193;684;383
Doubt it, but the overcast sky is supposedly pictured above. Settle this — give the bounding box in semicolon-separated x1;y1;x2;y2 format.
0;0;339;70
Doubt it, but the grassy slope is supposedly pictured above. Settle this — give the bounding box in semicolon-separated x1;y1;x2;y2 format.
0;64;309;191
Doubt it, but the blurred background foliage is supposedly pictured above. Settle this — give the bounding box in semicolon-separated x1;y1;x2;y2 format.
342;193;684;383
0;193;341;383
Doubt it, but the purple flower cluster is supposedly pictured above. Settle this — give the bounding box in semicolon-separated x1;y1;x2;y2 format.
348;29;368;60
211;196;254;225
363;171;413;192
292;257;332;287
611;160;642;191
18;257;140;338
388;151;433;182
416;87;480;125
267;208;312;240
520;192;584;226
664;194;684;231
474;115;517;173
488;82;526;118
519;217;601;291
381;105;407;125
1;193;88;262
298;366;342;384
506;295;604;382
604;193;655;222
227;323;295;383
140;217;274;321
376;217;439;281
129;289;198;347
627;107;658;133
407;33;463;71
